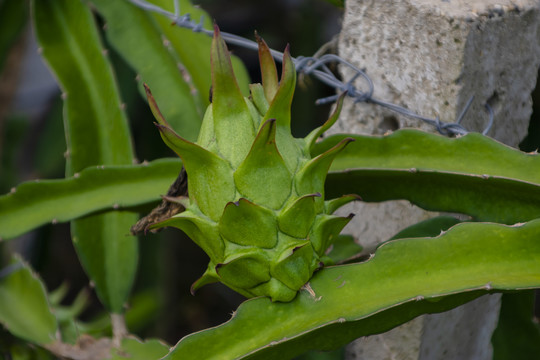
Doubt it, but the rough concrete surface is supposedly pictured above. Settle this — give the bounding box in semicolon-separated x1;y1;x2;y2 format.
419;294;502;360
345;317;424;360
335;0;538;359
335;0;540;146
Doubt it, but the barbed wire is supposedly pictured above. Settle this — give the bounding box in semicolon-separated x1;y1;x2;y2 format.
127;0;494;136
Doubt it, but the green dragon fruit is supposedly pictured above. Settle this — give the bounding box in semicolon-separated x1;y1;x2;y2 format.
145;26;356;302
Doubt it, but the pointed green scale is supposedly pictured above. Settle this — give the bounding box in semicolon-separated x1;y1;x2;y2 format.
145;85;236;221
309;214;354;254
155;122;236;221
278;193;320;238
245;94;265;130
219;198;278;248
325;194;361;215
152;210;224;261
263;47;302;172
295;138;355;210
146;83;212;167
249;83;270;116
249;278;297;302
191;264;220;295
234;119;292;209
263;45;295;126
305;92;346;152
271;241;316;291
196;105;217;151
256;34;279;103
211;26;256;167
217;251;271;289
144;83;168;128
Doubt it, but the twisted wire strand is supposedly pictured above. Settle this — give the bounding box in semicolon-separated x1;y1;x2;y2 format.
126;0;494;136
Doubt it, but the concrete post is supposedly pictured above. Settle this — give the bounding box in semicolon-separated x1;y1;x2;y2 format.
333;1;540;359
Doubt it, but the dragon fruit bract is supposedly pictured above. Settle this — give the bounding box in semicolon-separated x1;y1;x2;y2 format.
145;27;355;302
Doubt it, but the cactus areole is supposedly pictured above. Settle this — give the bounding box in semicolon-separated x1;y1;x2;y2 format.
145;27;356;302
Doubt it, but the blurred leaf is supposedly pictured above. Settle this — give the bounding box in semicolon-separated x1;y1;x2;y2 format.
32;0;134;174
492;291;540;360
47;283;69;307
164;219;540;359
74;313;111;338
53;289;89;323
123;290;162;335
0;257;57;345
32;0;137;313
1;340;56;360
90;0;203;141
57;320;79;346
0;158;181;240
72;289;162;340
316;130;540;224
110;337;169;360
147;0;251;99
71;212;138;314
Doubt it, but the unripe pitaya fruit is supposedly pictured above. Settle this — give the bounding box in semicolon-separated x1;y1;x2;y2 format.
145;26;356;302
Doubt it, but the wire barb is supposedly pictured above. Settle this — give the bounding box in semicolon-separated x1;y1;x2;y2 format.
126;0;494;136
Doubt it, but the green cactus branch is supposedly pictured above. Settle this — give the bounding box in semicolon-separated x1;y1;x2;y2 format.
326;168;540;224
32;0;140;313
89;0;203;140
318;131;540;223
316;131;540;184
163;219;540;359
0;257;57;345
0;159;181;240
